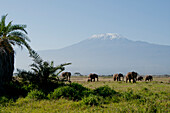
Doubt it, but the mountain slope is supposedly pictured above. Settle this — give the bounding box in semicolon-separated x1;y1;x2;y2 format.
16;33;170;75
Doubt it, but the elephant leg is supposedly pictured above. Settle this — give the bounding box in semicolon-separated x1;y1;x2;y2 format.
68;76;70;81
126;78;128;83
91;78;92;82
94;78;95;82
129;78;131;83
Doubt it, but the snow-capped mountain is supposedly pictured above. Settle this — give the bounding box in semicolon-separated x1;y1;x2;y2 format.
15;33;170;75
89;33;125;40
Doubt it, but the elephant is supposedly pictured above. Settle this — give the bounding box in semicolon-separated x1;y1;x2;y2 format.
113;73;124;81
145;75;153;81
137;76;143;81
88;73;98;82
126;71;138;83
87;78;91;82
61;72;71;81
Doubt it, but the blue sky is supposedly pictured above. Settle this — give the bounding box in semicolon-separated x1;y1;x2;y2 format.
0;0;170;50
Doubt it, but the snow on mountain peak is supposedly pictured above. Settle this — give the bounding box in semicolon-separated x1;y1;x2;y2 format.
89;33;126;40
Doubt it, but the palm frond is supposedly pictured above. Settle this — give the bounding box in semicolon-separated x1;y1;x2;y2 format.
30;63;40;71
8;24;27;34
29;50;43;64
15;68;33;77
8;36;32;51
31;68;39;73
9;31;30;42
60;62;72;67
0;14;7;29
0;14;31;53
6;21;12;34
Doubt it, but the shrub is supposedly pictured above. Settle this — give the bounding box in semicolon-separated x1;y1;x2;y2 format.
26;90;46;100
22;83;38;92
94;85;116;97
70;83;93;99
3;81;28;98
70;83;88;92
0;96;9;105
82;90;94;97
81;94;103;106
48;86;76;100
48;83;94;101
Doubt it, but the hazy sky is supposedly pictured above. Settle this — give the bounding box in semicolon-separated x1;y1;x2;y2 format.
0;0;170;50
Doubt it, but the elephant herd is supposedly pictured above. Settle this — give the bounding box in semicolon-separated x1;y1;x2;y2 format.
60;71;153;83
113;71;153;83
87;72;153;83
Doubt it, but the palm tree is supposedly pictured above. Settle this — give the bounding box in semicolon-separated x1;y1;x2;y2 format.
16;50;71;85
29;50;71;84
0;14;31;84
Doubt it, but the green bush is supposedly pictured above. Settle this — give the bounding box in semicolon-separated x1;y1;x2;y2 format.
81;94;103;106
82;90;94;97
0;96;9;105
70;83;93;99
94;85;116;97
48;83;93;101
70;83;88;91
26;90;46;100
48;86;76;100
3;81;28;98
22;83;38;92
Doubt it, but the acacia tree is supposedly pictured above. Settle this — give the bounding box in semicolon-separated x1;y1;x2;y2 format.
0;14;31;84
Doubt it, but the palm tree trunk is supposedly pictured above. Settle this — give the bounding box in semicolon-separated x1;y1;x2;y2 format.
0;40;14;85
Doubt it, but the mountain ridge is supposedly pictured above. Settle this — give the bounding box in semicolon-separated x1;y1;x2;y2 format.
15;33;170;75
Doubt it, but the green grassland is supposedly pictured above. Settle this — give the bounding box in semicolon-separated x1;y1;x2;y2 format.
0;76;170;113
